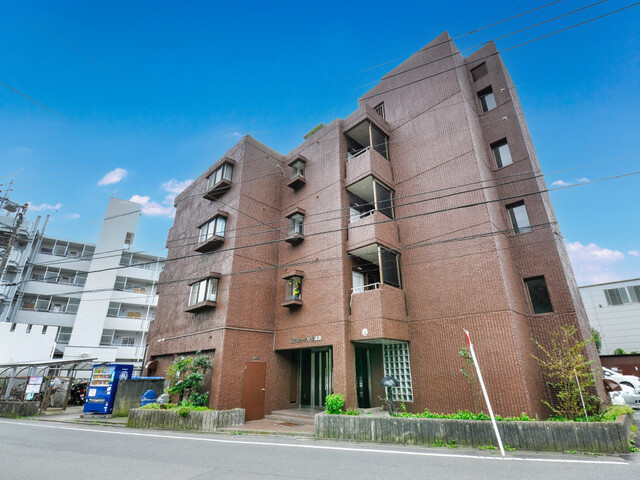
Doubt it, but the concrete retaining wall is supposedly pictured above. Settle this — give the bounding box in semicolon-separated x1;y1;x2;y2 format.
0;401;39;418
315;413;633;453
112;379;166;417
127;408;244;431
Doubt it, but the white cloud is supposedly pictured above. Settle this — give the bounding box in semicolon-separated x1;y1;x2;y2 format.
629;250;639;257
27;202;62;211
67;213;81;219
577;177;590;183
162;179;194;195
129;195;175;218
566;241;626;285
98;168;128;186
551;180;569;186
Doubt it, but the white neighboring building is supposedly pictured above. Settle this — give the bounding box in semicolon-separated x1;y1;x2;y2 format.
0;198;164;371
580;278;640;355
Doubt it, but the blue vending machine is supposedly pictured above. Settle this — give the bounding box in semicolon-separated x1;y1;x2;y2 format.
84;363;133;414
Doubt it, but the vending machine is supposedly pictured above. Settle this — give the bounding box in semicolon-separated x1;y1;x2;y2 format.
83;363;133;414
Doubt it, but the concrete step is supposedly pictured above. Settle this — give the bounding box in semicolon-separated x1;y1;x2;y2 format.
264;409;320;425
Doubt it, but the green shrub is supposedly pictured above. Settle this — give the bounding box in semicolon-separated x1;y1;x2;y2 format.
393;409;533;421
166;351;213;406
601;404;633;422
345;409;360;416
325;393;346;414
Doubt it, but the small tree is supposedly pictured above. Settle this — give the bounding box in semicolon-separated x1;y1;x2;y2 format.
591;328;602;354
166;351;213;406
533;326;601;420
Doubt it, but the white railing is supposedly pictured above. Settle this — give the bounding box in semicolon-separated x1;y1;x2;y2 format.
351;282;380;295
347;146;370;161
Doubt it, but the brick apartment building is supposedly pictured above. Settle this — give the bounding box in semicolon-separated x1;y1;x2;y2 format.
146;32;603;419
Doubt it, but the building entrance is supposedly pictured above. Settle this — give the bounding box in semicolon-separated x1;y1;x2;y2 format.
299;348;332;408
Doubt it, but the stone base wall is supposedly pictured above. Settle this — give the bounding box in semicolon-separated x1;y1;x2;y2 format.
0;401;39;418
127;408;244;431
315;413;633;454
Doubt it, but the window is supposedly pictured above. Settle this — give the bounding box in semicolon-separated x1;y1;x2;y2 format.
42;325;48;335
506;201;531;234
26;324;32;334
188;277;219;306
10;323;17;332
290;159;305;181
603;286;640;306
383;343;413;402
345;120;389;160
124;232;135;249
121;337;135;346
478;87;496;113
285;276;303;301
525;276;553;314
206;162;234;190
470;62;488;81
349;244;402;289
374;103;385;119
100;330;115;346
75;272;87;286
491;139;513;168
67;298;80;314
56;327;72;344
120;252;133;266
289;213;304;235
347;176;395;221
198;215;227;244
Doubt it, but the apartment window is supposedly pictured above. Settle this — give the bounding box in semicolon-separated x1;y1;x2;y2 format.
100;329;115;346
478;87;496;113
374;103;385;119
67;298;80;314
206;162;234;190
56;327;72;344
285;211;305;245
347;176;395;221
506;201;531;234
603;286;639;306
285;276;303;301
470;62;488;81
74;272;87;287
198;215;227;243
383;343;413;402
188;277;219;306
26;324;32;334
121;337;135;346
10;323;16;332
290;159;305;181
345;120;389;160
107;302;120;317
525;276;553;314
124;232;135;249
349;244;402;289
120;252;133;266
491;139;513;168
42;325;48;335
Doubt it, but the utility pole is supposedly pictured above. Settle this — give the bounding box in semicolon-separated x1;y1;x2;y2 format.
0;182;29;275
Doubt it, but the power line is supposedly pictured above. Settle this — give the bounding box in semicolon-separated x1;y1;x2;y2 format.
360;2;640;101
0;81;77;124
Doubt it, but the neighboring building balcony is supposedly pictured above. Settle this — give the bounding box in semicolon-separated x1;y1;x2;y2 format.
64;345;117;363
13;309;75;326
34;253;91;272
104;317;146;332
23;280;84;297
110;289;158;306
345;146;394;188
349;284;409;342
347;211;399;251
116;345;144;360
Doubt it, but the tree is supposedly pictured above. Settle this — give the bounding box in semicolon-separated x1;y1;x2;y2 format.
533;326;601;420
166;352;213;406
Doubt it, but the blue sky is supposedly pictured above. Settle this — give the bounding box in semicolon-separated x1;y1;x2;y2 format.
1;0;638;285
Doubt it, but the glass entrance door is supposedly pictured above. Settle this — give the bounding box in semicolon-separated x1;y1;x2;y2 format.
299;348;332;408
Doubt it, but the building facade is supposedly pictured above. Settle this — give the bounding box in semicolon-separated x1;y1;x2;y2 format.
147;33;602;419
0;198;164;369
580;278;640;355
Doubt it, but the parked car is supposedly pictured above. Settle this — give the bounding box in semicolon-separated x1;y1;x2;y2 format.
604;378;640;408
602;367;640;392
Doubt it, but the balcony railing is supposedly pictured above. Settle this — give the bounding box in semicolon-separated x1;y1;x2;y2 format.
347;145;370;161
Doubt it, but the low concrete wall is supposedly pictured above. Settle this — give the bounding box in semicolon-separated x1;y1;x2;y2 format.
315;413;633;454
112;379;165;417
0;401;39;418
127;408;244;431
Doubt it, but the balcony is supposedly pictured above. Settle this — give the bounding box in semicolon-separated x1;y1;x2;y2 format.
287;156;307;190
349;284;409;342
345;146;394;188
194;235;224;252
347;211;399;251
203;159;235;201
185;300;217;313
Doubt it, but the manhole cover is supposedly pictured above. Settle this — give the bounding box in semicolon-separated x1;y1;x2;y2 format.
278;421;302;427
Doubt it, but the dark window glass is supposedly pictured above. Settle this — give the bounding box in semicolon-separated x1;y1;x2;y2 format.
370;123;388;160
380;248;401;288
478;87;496;113
525;277;553;314
491;139;513;168
471;62;488;81
374;181;394;219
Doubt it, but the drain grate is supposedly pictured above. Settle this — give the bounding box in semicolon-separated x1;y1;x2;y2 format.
278;421;302;427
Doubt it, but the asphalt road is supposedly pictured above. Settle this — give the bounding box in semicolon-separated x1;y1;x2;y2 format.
0;419;638;479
